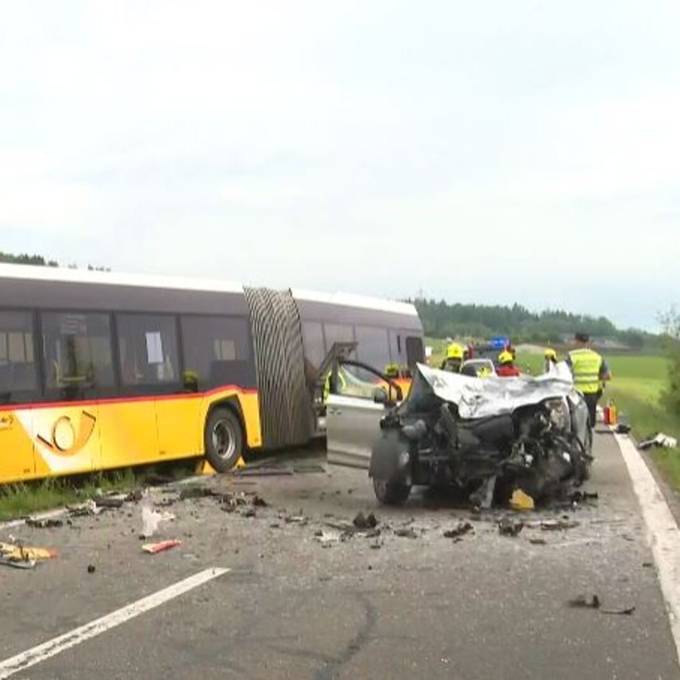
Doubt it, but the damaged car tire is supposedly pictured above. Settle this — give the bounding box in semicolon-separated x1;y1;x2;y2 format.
205;408;244;472
373;478;411;506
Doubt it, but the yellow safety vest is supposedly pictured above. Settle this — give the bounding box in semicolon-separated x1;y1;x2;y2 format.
569;349;603;395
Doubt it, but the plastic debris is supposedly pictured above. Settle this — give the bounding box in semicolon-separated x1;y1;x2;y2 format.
68;500;102;517
639;433;678;450
0;541;57;565
0;556;36;570
498;518;524;537
140;493;175;538
142;539;182;554
509;489;535;512
314;530;342;547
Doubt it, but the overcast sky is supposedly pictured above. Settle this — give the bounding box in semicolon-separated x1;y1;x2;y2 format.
1;2;678;330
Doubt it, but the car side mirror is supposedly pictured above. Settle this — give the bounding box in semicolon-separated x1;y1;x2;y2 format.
373;387;388;404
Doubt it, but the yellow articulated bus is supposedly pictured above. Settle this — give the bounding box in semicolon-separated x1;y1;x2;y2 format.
0;264;424;484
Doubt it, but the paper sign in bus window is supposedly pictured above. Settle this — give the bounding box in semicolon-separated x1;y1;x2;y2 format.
145;332;164;364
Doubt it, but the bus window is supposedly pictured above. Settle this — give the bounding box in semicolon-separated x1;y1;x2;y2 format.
180;315;251;389
324;323;354;355
0;310;38;402
406;336;425;368
117;314;179;388
355;326;389;369
301;321;325;370
41;312;114;395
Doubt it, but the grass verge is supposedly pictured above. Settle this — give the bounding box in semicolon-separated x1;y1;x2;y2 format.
0;461;196;522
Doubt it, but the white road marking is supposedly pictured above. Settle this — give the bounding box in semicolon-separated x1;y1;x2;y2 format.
0;567;229;678
615;432;680;661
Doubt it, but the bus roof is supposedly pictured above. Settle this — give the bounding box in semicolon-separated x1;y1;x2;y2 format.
0;263;417;317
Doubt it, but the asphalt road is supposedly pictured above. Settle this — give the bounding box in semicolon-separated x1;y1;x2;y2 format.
1;432;678;679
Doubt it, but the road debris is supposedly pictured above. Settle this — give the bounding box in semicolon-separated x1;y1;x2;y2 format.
68;500;103;517
539;519;580;531
509;489;535;511
94;496;125;509
140;494;176;538
353;512;378;530
87;564;96;574
639;433;678;450
568;594;601;609
142;539;182;554
251;494;268;507
498;518;524;537
314;530;342;547
443;522;474;540
394;527;418;538
567;594;635;615
529;538;547;545
179;486;217;500
0;541;57;569
570;491;599;505
26;517;63;528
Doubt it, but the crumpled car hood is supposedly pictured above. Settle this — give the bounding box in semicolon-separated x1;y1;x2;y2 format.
416;361;579;419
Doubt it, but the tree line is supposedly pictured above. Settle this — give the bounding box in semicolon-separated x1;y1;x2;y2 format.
0;251;109;271
411;297;654;350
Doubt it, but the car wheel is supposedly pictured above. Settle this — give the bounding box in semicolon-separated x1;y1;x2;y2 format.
204;408;243;472
373;477;411;506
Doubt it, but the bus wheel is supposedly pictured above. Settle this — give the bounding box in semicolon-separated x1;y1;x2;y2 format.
204;408;243;472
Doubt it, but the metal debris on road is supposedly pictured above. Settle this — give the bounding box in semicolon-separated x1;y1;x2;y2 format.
352;512;378;530
539;519;580;531
0;541;57;569
568;594;635;615
94;496;125;509
498;518;524;537
568;594;601;609
0;556;36;569
443;522;474;540
142;539;182;554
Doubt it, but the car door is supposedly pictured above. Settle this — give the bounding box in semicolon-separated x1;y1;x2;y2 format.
325;362;399;469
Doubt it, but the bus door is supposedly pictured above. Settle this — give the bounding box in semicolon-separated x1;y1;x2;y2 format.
33;311;114;478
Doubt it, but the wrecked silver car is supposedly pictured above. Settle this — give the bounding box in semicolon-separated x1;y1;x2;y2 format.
369;363;592;506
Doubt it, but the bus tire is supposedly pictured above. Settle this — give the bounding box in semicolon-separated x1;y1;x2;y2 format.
204;408;244;472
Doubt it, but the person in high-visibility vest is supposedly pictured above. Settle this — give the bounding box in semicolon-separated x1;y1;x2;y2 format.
566;333;611;427
441;343;464;373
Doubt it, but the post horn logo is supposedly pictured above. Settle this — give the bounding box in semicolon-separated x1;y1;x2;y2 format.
37;411;97;456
